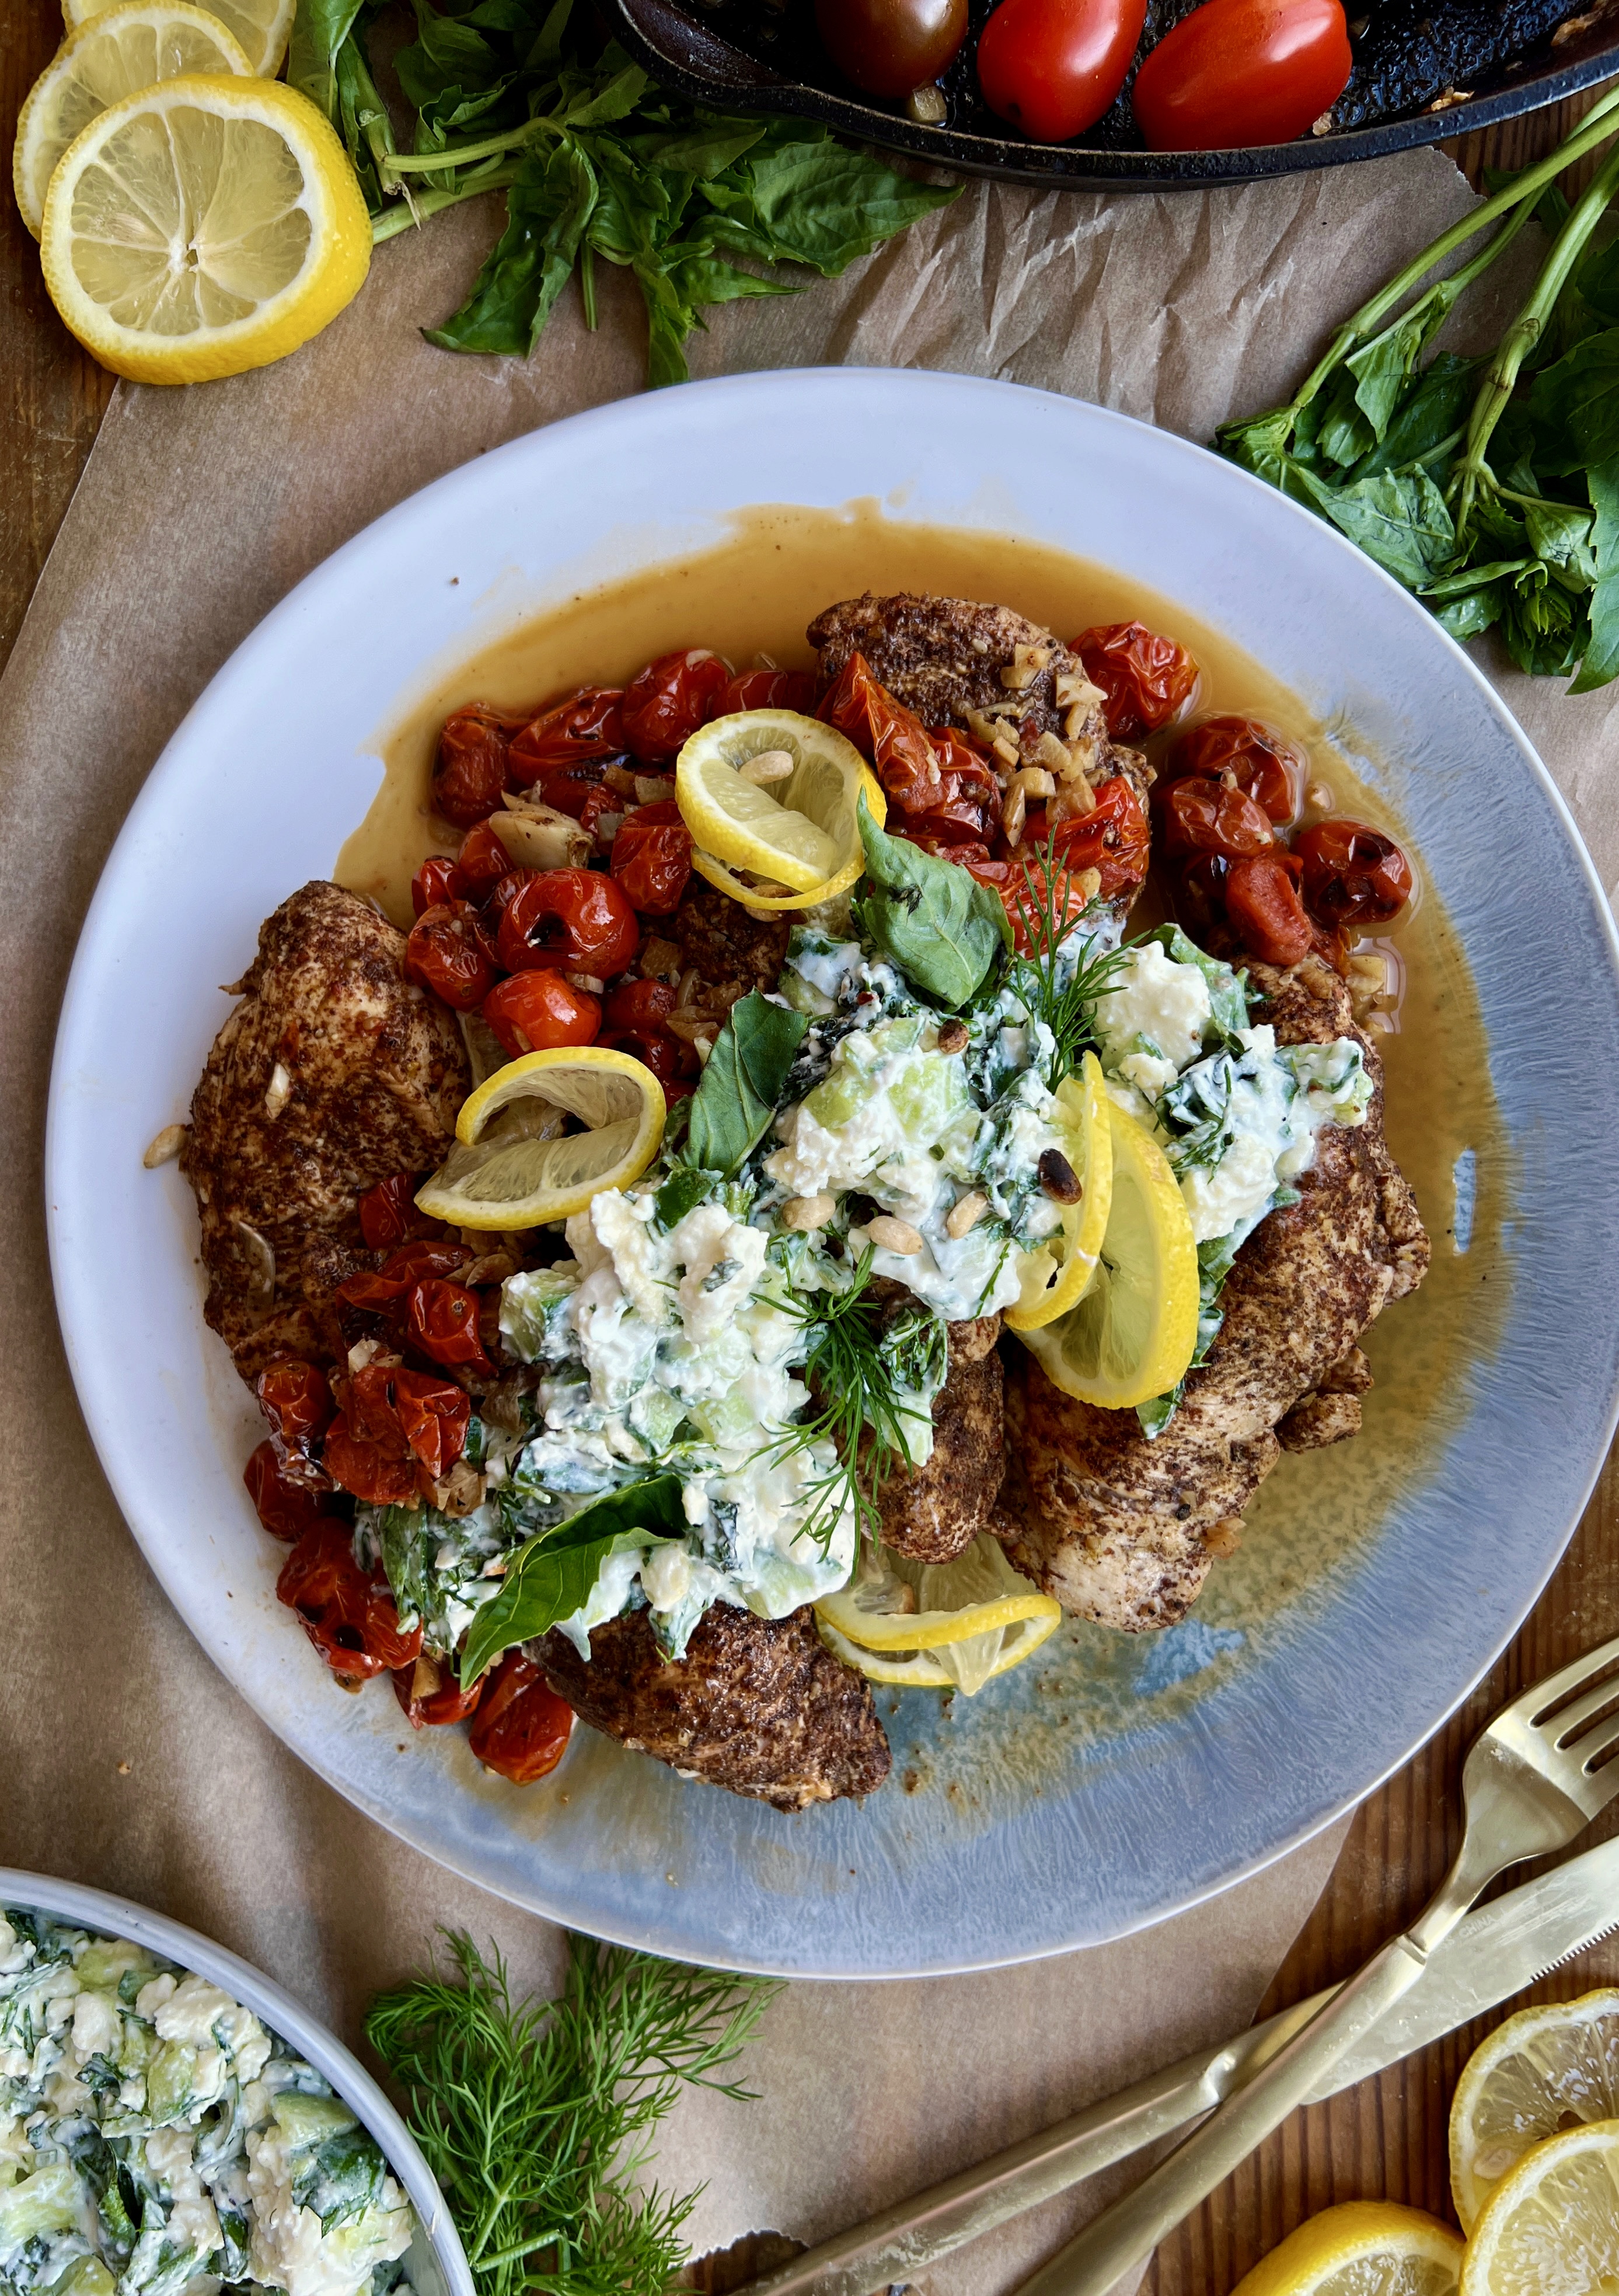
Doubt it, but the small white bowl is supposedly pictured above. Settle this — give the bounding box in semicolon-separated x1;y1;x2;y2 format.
0;1869;475;2296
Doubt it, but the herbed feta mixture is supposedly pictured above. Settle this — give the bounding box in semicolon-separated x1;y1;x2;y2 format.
354;908;1371;1663
0;1915;413;2296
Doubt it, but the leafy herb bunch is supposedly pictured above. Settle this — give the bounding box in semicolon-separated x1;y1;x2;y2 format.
289;0;958;385
1217;89;1619;687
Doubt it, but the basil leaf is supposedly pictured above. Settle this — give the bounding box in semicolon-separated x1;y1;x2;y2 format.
1355;353;1478;480
684;991;808;1177
741;128;958;275
459;1476;686;1684
1530;328;1619;474
1572;456;1619;692
853;794;1010;1009
1299;468;1456;588
1433;587;1505;642
1524;497;1599;589
428;138;597;356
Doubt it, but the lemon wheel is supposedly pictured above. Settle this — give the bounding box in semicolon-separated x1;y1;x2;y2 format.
1231;2202;1463;2296
1460;2117;1619;2296
1014;1092;1199;1410
13;1;250;239
417;1046;667;1231
1004;1053;1113;1332
816;1534;1060;1695
40;76;371;385
676;710;884;910
63;0;292;76
1450;1991;1619;2231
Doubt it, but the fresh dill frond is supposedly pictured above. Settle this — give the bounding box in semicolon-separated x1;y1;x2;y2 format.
364;1932;777;2296
1006;830;1134;1087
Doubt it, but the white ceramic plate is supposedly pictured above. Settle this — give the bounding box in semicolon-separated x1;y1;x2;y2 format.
46;370;1619;1977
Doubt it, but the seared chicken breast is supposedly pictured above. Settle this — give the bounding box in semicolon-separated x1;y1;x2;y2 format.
876;1313;1006;1565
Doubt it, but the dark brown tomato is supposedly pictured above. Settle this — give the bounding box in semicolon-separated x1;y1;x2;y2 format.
816;0;967;95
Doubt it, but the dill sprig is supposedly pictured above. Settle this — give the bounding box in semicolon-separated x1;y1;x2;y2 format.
1006;830;1134;1088
365;1932;777;2296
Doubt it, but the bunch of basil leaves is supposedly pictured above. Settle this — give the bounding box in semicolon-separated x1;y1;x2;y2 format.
288;0;958;385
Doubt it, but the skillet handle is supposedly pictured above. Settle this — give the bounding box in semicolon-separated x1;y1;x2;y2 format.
610;0;787;93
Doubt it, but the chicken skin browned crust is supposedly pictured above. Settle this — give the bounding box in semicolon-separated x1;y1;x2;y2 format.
182;881;469;1382
997;954;1429;1632
877;1313;1006;1565
535;1602;891;1809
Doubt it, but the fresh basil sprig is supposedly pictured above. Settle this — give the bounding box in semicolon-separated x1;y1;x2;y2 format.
853;795;1011;1010
682;990;808;1179
459;1475;686;1685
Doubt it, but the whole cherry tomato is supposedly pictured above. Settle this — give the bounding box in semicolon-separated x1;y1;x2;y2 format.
404;901;498;1011
507;688;627;786
1164;716;1302;824
620;650;731;765
1160;777;1276;861
393;1654;484;1729
1295;817;1413;930
244;1441;332;1543
817;0;967;95
434;706;524;829
535;761;612;831
893;826;995;866
321;1413;419;1506
497;868;639;979
977;0;1146;139
1225;851;1316;966
482;970;601;1059
1176;851;1230;934
254;1358;333;1457
612;799;692;915
391;1368;471;1484
467;1650;574;1783
718;668;819;713
408;1279;494;1378
1074;622;1201;741
411;856;469;917
337;1239;470;1314
456;817;517;892
277;1519;421;1682
358;1174;437;1252
1051;775;1152;899
1132;0;1352;151
603;1028;696;1092
605;978;676;1032
976;848;1099;953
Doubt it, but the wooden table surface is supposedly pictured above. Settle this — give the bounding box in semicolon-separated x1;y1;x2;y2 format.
6;28;1618;2291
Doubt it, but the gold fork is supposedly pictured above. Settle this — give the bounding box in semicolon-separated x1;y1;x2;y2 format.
1018;1630;1619;2296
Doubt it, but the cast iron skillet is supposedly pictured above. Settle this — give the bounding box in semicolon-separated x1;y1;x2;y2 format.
610;0;1619;190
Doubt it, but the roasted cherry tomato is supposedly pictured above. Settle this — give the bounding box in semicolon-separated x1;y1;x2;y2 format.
603;1027;697;1092
482;968;601;1058
1051;775;1152;900
1164;716;1302;824
620;650;731;765
507;688;627;786
467;1650;574;1783
978;0;1146;139
277;1519;421;1682
1295;817;1414;930
972;848;1098;953
456;817;518;892
1225;851;1316;966
411;856;469;917
358;1175;435;1252
1074;622;1201;741
321;1413;419;1506
254;1358;333;1455
533;760;612;830
392;1653;484;1729
612;799;692;916
496;867;639;980
605;978;676;1032
1176;851;1230;934
1132;0;1352;151
408;1278;494;1378
391;1368;471;1484
404;901;498;1011
718;668;819;713
1160;776;1276;861
244;1441;332;1543
337;1239;470;1314
817;0;966;95
819;652;996;831
434;706;524;828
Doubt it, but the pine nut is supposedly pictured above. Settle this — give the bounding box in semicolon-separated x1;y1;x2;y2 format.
781;1193;835;1231
936;1018;969;1054
142;1122;186;1169
946;1191;988;1239
739;750;794;785
866;1214;923;1256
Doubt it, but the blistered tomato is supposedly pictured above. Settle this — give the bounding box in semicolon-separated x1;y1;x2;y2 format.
611;800;692;915
482;969;601;1058
496;868;639;979
1074;621;1201;741
620;650;731;765
467;1650;574;1782
404;902;498;1011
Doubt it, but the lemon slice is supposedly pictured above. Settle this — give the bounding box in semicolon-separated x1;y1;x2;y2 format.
63;0;292;76
13;2;250;239
1004;1053;1113;1333
1450;1991;1619;2232
416;1047;666;1231
816;1534;1060;1695
40;76;371;385
1014;1092;1199;1410
1232;2202;1463;2296
676;710;885;911
1460;2117;1619;2296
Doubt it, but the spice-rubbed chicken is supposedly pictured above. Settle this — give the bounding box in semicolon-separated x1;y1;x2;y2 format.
875;1312;1006;1565
997;954;1429;1631
182;882;469;1382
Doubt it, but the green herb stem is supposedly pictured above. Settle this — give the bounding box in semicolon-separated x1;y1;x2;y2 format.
381;121;553;184
371;166;525;241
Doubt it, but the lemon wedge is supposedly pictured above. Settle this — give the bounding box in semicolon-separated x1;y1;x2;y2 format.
1014;1092;1199;1410
417;1047;666;1231
14;1;250;239
1231;2202;1463;2296
1460;2117;1619;2296
676;709;885;911
1450;1991;1619;2232
40;76;371;385
63;0;292;76
1004;1053;1113;1333
816;1534;1060;1695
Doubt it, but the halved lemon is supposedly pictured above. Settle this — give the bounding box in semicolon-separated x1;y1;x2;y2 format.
14;1;250;239
1451;1991;1619;2232
676;710;885;911
417;1047;666;1231
1460;2117;1619;2296
40;76;370;385
817;1534;1060;1695
63;0;292;76
1004;1053;1113;1333
1232;2202;1463;2296
1014;1093;1198;1410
